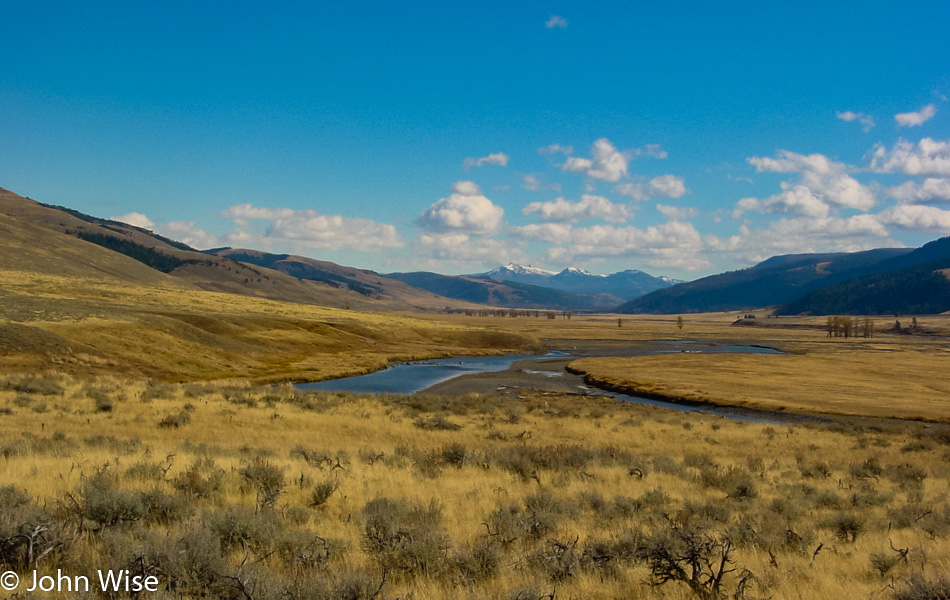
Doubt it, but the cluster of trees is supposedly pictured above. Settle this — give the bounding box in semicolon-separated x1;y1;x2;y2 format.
825;316;875;338
460;309;574;319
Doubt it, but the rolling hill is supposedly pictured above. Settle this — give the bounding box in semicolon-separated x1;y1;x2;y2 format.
777;236;950;315
617;248;913;314
0;187;467;312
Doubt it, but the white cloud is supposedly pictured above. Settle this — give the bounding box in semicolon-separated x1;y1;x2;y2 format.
521;173;560;192
515;221;710;270
648;174;688;198
463;152;509;169
836;110;876;131
710;215;894;265
871;138;950;177
510;223;573;244
613;183;648;202
219;203;402;251
157;221;219;250
877;204;950;234
111;212;154;229
895;104;937;127
522;194;630;223
538;144;572;155
733;184;830;219
560;138;629;182
567;222;709;270
416;232;527;266
631;144;668;159
656;204;698;221
887;178;950;204
545;15;568;29
416;181;504;235
747;150;875;211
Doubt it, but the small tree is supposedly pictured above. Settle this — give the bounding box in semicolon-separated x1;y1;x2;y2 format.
677;316;684;330
617;317;623;328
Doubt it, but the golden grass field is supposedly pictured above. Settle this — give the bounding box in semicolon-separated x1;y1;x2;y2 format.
0;268;541;383
421;311;950;423
2;375;950;599
3;268;950;598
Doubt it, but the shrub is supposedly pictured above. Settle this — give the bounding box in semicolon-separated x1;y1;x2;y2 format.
892;575;950;600
824;513;865;542
158;411;191;428
80;472;147;528
2;375;63;396
413;415;463;431
209;507;280;553
309;480;338;507
171;461;224;500
361;497;447;577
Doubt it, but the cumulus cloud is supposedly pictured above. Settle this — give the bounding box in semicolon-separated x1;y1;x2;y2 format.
895;104;937;127
836;110;876;131
746;150;875;211
521;174;560;192
157;221;219;250
560;138;630;182
631;144;668;159
648;175;688;198
220;203;402;251
887;178;950;204
510;223;573;244
111;212;154;229
463;152;509;169
613;183;648;201
545;15;568;28
877;204;950;234
732;184;830;219
709;215;894;266
656;204;698;221
416;181;504;235
513;221;710;270
537;144;572;155
871;138;950;177
416;232;527;266
522;194;630;223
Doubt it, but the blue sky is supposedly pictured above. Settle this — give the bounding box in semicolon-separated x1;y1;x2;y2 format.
2;1;950;279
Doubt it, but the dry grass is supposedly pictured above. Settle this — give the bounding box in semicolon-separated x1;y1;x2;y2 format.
0;269;542;382
2;374;950;599
422;311;950;422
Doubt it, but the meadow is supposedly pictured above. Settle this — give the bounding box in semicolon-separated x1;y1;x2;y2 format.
3;270;950;598
1;374;949;599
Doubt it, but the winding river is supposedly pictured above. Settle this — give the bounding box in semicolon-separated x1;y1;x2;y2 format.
296;342;788;422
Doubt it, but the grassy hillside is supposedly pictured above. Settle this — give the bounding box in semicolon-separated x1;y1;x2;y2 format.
207;248;465;310
0;187;441;312
618;248;912;314
0;264;542;382
779;237;950;315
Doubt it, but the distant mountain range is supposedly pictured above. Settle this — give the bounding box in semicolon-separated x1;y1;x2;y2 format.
619;240;950;315
478;263;680;298
385;264;679;311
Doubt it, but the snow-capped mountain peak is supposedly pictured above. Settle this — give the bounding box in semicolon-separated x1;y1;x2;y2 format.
487;263;557;277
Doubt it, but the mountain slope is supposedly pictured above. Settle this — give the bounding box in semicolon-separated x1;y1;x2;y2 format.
617;248;913;313
476;263;677;300
778;237;950;315
385;271;618;310
0;187;429;311
205;248;469;309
